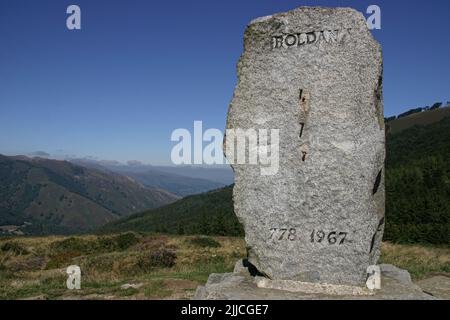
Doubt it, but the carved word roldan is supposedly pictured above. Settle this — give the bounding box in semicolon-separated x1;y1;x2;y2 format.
272;29;352;49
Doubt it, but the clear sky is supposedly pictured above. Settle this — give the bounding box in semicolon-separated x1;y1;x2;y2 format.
0;0;449;164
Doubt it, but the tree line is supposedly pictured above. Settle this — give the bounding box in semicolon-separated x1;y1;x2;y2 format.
385;101;448;122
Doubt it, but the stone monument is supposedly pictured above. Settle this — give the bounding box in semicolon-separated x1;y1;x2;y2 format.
194;6;434;300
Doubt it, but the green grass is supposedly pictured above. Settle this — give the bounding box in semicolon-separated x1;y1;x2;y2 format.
143;280;172;298
116;288;139;297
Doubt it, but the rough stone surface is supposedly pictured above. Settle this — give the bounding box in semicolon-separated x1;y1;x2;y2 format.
193;264;435;300
233;259;248;274
120;283;144;290
224;6;385;286
416;276;450;300
379;264;418;288
255;276;374;296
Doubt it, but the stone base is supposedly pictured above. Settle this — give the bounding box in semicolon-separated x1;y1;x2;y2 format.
255;277;375;296
416;275;450;299
193;261;436;300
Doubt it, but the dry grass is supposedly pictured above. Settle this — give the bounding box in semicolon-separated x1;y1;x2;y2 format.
0;233;245;300
0;234;447;299
380;242;450;279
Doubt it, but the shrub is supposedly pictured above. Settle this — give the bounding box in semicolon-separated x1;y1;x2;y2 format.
96;232;140;251
0;241;29;255
149;248;176;268
50;237;92;255
111;232;140;250
50;233;141;256
188;236;221;248
45;251;81;269
9;255;46;272
138;248;176;271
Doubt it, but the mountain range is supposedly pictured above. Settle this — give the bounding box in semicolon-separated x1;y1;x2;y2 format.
71;159;232;197
0;155;179;235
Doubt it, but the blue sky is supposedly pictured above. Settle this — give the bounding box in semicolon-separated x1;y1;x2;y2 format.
0;0;449;164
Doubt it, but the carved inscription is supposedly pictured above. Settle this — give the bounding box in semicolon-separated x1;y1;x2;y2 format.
310;230;348;245
269;228;349;245
272;28;352;49
298;89;309;160
269;228;298;241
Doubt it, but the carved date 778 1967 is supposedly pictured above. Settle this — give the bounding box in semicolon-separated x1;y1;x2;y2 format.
269;228;349;245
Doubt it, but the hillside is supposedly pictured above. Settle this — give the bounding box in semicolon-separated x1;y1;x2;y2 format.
72;159;228;197
0;155;179;235
384;116;450;244
99;185;242;236
386;106;450;135
102;111;450;245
